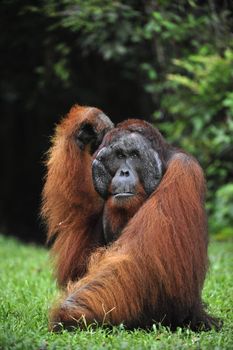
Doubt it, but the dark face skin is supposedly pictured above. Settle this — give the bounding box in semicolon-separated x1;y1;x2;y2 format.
92;132;164;243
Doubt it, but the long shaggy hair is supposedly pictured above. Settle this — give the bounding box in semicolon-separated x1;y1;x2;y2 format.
42;105;220;331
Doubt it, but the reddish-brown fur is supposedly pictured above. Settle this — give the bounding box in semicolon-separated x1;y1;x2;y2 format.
42;105;111;285
103;180;147;242
42;105;220;331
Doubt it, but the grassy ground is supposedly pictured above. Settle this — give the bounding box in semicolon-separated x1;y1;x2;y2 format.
0;235;232;350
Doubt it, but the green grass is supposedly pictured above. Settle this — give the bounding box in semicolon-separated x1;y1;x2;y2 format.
0;235;232;350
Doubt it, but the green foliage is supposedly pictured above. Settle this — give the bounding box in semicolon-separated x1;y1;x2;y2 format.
49;1;233;234
1;0;232;235
135;3;233;235
209;184;233;239
0;235;233;349
156;49;233;235
50;1;142;61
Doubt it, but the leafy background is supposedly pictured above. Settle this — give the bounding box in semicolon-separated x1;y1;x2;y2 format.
0;0;232;242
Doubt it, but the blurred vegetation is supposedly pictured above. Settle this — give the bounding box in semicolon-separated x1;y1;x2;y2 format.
0;0;232;240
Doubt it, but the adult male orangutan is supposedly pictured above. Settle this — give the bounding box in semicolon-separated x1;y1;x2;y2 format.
42;105;220;331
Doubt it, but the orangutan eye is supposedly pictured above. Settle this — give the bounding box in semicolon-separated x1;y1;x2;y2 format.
130;151;139;158
116;150;125;159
